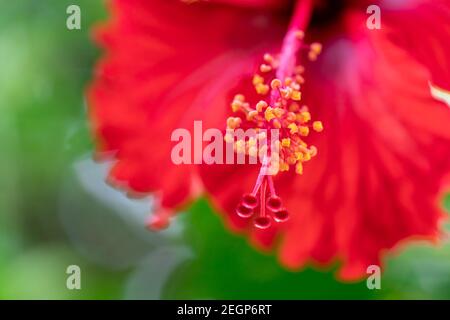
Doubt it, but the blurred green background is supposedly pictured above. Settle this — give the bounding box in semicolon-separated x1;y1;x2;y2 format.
0;0;449;300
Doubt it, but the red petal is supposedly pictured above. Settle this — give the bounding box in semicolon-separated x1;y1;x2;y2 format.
88;0;285;211
200;10;450;280
381;0;450;89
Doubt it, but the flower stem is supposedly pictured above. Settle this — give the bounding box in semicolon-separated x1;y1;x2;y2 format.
276;0;313;79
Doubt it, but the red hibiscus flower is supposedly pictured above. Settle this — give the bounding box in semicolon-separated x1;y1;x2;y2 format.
88;0;450;280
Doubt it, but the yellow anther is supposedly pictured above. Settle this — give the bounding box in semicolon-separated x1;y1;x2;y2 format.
263;53;274;64
264;107;275;121
248;137;257;147
289;103;300;112
290;82;300;91
279;162;289;172
269;160;280;175
272;119;281;129
295;75;305;84
313;121;324;132
270;79;282;89
294;30;305;40
299;126;309;136
252;75;264;86
256;100;268;112
227;117;241;129
286;112;297;122
309;145;318;157
248;146;258;157
280;87;292;99
294;65;305;74
310;42;322;55
288;123;298;134
303;152;311;161
281;138;291;148
300;105;309;112
224;133;234;143
247;110;258;120
291;90;302;101
299;142;308;150
260;64;272;73
299;111;311;123
255;83;269;95
308;52;318;61
257;131;267;140
273;107;284;118
295;152;303;161
284;77;293;86
231;101;241;112
295;162;303;175
226;117;234;128
235;140;245;153
308;43;322;61
286;157;296;165
234;94;245;102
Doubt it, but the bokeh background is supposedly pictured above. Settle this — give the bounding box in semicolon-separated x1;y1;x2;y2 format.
0;0;449;299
